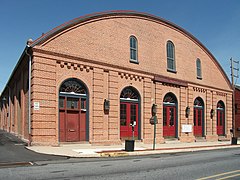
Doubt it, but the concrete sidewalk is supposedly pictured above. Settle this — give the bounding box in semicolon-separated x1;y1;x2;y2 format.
26;140;240;158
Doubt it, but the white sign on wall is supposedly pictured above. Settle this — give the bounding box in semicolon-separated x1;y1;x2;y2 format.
34;102;40;110
182;124;192;133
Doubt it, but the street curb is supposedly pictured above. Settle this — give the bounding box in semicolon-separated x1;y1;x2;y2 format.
0;162;33;168
97;144;240;157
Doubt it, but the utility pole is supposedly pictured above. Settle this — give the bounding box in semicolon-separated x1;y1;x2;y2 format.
230;57;239;144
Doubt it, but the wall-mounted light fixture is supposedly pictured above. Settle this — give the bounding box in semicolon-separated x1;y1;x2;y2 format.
151;104;157;117
2;97;6;102
185;106;190;118
104;99;110;112
210;109;215;119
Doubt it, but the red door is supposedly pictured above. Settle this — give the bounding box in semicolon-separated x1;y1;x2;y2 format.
163;106;176;137
66;111;79;142
194;108;203;136
59;96;87;142
217;110;224;135
120;102;138;139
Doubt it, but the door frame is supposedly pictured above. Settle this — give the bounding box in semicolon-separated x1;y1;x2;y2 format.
216;100;225;136
163;104;177;138
119;86;141;140
120;100;140;140
59;93;89;142
217;108;225;136
58;78;89;143
193;97;205;137
193;106;204;137
163;92;178;138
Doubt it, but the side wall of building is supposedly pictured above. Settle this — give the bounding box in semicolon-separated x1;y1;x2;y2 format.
0;56;29;142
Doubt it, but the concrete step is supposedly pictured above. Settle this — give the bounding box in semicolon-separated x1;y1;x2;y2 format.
164;138;180;144
218;136;230;141
195;137;206;142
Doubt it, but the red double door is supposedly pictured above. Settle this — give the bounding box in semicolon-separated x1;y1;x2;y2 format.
163;106;176;137
59;96;86;142
120;102;138;139
217;110;225;135
194;108;203;136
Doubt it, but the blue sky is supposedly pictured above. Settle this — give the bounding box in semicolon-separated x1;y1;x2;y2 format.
0;0;240;93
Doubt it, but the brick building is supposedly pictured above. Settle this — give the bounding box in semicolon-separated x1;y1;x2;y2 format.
0;11;233;146
234;86;240;137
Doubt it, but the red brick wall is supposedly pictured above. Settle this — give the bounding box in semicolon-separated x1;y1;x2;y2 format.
235;88;240;137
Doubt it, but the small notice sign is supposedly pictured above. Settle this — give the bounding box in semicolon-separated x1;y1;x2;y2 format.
34;102;40;110
182;124;192;133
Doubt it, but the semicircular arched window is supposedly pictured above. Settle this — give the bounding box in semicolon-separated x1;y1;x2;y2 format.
120;86;139;100
163;93;177;105
59;79;86;95
194;97;204;107
217;101;225;110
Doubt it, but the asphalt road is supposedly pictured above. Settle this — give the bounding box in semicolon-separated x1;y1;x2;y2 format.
1;146;240;179
0;130;68;164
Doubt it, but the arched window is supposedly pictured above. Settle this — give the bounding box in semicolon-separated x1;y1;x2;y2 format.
166;41;176;72
59;79;86;95
163;93;177;105
130;36;138;63
194;97;204;107
120;86;139;101
196;58;202;79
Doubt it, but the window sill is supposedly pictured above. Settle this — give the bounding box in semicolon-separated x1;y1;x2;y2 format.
130;60;139;64
167;69;177;74
197;77;202;80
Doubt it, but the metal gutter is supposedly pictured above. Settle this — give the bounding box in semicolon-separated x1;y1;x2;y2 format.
25;45;32;145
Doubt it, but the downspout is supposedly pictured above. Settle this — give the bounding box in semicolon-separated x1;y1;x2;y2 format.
8;86;10;132
25;40;32;145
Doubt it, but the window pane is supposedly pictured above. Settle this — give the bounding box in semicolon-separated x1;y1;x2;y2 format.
167;58;174;70
131;104;136;125
120;104;127;126
81;98;86;110
67;97;78;109
194;109;196;126
163;107;167;126
59;97;64;108
131;49;136;60
220;112;223;126
130;37;136;49
170;108;174;126
198;109;201;126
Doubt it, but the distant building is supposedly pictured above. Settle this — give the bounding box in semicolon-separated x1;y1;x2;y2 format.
0;11;233;146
